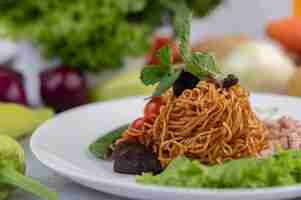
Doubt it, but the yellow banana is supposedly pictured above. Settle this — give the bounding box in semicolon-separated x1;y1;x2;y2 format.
0;103;54;139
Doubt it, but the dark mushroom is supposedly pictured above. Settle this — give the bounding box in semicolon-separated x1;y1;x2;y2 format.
172;71;200;96
112;141;162;175
222;74;239;89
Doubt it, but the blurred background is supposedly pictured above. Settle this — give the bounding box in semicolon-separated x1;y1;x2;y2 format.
0;0;299;126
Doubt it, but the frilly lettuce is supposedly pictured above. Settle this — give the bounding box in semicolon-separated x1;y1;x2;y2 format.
137;150;301;188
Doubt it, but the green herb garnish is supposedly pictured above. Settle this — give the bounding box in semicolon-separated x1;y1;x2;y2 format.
152;70;181;97
141;66;170;86
174;7;192;62
89;124;129;160
158;46;173;67
186;52;219;78
140;46;173;86
140;8;221;97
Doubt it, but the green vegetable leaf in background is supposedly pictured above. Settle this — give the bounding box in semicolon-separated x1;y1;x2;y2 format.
118;0;148;13
186;0;223;17
160;0;222;18
152;70;181;97
0;0;222;72
186;52;220;77
0;135;58;200
89;124;129;160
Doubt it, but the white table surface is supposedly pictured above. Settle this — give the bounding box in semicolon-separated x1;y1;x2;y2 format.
11;139;129;200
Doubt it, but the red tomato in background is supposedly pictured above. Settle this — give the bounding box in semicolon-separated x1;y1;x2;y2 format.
131;117;144;130
146;36;181;65
144;97;162;122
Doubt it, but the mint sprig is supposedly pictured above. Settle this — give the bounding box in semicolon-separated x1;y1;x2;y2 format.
175;8;220;78
140;8;221;97
140;46;173;87
175;10;192;62
141;45;178;96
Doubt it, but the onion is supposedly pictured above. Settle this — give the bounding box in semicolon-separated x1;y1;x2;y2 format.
221;41;295;94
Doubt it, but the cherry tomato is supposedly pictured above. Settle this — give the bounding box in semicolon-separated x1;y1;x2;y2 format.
131;117;144;130
146;36;181;65
144;97;162;122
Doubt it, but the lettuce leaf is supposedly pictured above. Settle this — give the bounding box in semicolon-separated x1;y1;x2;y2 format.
137;150;301;188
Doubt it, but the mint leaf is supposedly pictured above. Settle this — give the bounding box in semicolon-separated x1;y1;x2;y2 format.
141;46;172;86
141;7;221;96
141;65;170;86
159;46;173;67
186;52;220;78
175;8;192;62
152;70;181;97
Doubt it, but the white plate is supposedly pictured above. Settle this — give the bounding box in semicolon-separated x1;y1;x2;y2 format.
31;94;301;200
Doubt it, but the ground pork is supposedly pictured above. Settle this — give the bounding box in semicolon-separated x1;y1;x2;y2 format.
260;116;301;157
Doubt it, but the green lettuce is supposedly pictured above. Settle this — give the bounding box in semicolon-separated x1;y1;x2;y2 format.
137;150;301;188
0;0;222;72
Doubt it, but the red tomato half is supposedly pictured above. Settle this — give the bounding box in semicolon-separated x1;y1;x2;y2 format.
144;97;162;122
131;117;144;130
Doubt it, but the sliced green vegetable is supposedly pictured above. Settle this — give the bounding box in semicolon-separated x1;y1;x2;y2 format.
137;150;301;188
0;166;58;200
89;124;129;159
0;135;58;200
